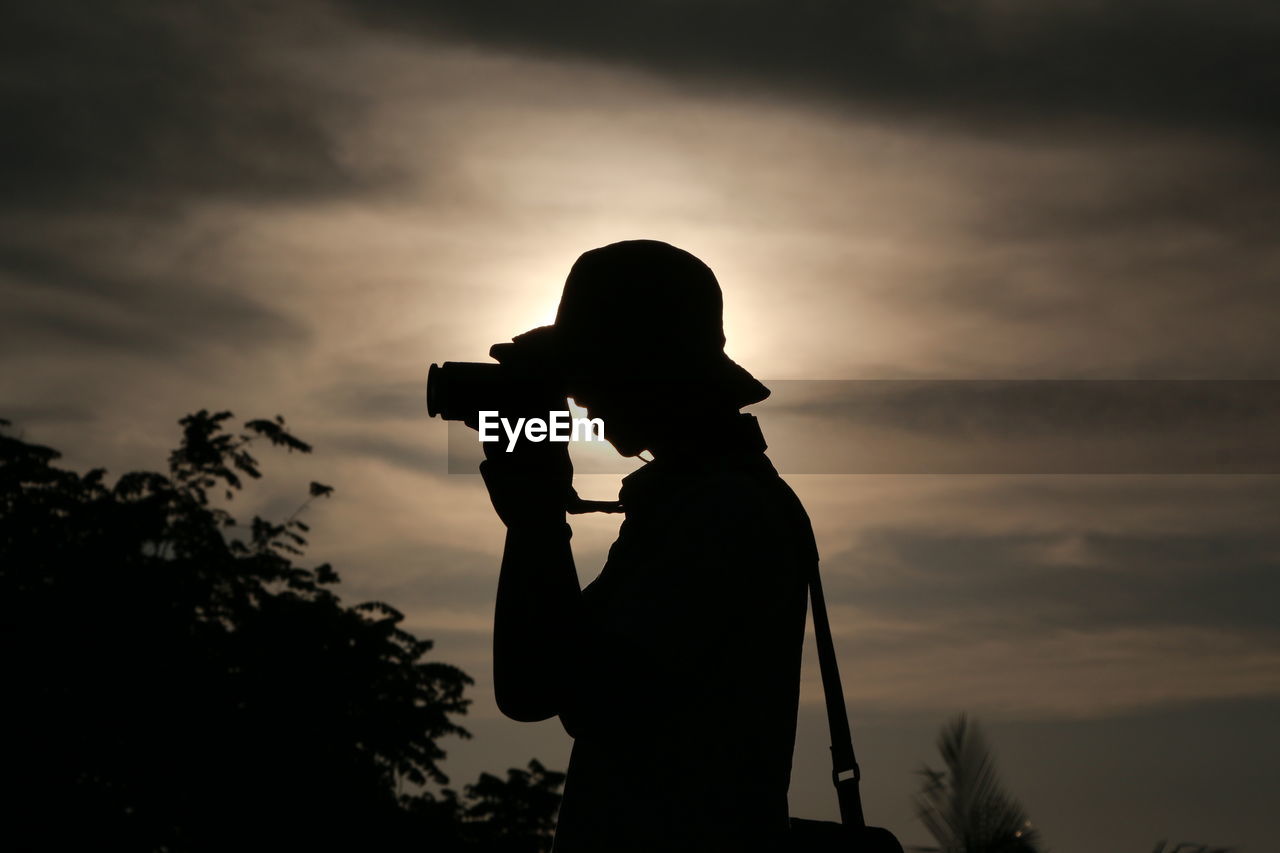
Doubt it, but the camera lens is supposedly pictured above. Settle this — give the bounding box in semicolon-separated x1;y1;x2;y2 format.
426;363;443;418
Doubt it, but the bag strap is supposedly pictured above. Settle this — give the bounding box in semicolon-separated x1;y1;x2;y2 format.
808;561;867;828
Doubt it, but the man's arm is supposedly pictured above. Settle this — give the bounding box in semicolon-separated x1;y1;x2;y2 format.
492;521;584;721
480;443;586;723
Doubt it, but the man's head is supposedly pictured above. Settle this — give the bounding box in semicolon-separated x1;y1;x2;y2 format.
545;240;768;456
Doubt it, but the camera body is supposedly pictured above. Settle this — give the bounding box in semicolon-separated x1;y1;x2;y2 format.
426;327;567;427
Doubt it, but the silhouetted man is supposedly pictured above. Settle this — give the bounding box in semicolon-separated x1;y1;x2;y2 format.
479;240;815;852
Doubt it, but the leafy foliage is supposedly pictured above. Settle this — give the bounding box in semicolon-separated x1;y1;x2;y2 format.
914;714;1043;853
0;411;562;851
461;759;568;853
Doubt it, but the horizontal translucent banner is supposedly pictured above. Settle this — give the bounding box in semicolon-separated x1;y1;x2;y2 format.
442;380;1280;475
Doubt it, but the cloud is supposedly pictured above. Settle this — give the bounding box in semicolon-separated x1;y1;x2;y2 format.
754;380;1280;474
0;0;376;403
0;239;309;364
314;379;431;422
342;0;1280;144
825;526;1280;634
771;381;1280;437
0;0;387;210
324;432;450;476
316;2;1280;386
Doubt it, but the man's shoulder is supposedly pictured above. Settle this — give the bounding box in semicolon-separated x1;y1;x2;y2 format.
677;458;818;561
617;453;817;552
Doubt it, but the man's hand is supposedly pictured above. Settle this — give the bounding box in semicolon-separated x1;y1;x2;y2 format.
478;389;574;529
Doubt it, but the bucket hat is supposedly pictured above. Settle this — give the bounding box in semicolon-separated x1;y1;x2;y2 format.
538;239;770;408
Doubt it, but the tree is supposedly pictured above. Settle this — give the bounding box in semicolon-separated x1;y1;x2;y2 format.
914;714;1044;853
461;759;567;853
1;411;477;851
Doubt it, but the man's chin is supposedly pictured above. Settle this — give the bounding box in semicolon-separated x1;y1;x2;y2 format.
607;436;646;458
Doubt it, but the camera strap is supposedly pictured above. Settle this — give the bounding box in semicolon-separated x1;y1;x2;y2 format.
809;559;867;828
566;487;624;515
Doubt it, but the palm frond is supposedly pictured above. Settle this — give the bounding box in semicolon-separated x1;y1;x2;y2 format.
914;713;1044;853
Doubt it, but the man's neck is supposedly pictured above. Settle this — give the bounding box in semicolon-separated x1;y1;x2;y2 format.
646;411;763;462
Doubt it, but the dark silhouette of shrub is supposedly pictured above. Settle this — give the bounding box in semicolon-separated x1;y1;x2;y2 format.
0;411;561;852
460;759;567;853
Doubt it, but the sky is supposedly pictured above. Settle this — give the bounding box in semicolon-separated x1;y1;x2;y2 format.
3;1;1279;849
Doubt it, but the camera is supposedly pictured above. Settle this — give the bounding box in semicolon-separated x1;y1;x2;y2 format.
426;327;624;514
426;326;566;426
